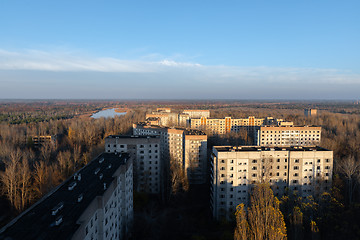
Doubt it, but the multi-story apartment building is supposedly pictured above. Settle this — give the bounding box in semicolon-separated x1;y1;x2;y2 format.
133;123;208;184
190;116;264;134
304;109;318;117
255;126;321;147
183;109;210;118
105;135;161;194
211;146;333;220
145;109;211;127
145;112;179;126
156;107;171;113
0;153;133;240
31;135;57;147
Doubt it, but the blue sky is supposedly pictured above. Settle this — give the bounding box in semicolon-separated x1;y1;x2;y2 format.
0;0;359;99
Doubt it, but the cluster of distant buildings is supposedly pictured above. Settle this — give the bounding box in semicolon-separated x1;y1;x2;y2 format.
1;107;330;238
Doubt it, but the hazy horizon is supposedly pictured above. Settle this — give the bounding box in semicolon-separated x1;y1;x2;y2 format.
1;1;359;99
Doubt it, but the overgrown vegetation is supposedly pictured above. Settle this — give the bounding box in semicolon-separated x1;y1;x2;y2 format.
0;100;359;239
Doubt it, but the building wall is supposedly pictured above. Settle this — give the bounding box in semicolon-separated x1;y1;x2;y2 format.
73;157;133;240
133;124;208;185
211;146;333;220
184;135;208;184
145;113;179;126
183;110;210;118
304;109;318;117
190;117;264;135
105;136;161;194
255;126;321;146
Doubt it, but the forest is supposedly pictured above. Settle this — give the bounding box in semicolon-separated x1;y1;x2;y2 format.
0;100;359;240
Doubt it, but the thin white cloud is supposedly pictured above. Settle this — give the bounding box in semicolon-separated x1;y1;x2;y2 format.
0;48;359;85
0;49;201;72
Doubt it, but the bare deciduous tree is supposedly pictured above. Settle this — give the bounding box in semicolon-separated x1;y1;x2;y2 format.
33;160;49;198
337;156;360;204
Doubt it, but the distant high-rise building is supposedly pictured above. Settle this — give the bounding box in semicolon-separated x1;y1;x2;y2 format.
304;109;318;117
0;153;133;240
255;126;321;147
190;116;264;135
133;123;208;184
182;109;210;119
211;146;333;220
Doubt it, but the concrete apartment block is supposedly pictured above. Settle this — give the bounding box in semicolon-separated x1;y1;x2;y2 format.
255;126;321;147
105;135;161;194
190;116;264;135
211;146;333;220
133;123;208;184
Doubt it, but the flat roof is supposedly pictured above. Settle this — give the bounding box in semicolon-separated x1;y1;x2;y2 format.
106;135;159;139
260;125;320;128
134;122;206;136
0;153;129;240
213;145;331;152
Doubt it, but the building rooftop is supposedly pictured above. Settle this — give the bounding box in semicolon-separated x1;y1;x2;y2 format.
134;122;206;136
260;125;320;128
106;135;159;139
183;109;210;112
0;153;129;240
213;146;331;152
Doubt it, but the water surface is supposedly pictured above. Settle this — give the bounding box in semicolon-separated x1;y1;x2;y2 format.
91;108;126;119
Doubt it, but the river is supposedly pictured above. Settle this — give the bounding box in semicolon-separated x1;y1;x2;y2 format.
91;108;127;119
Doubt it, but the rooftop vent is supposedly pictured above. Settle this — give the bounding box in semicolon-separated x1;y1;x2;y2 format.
52;202;64;216
99;173;103;180
103;183;107;190
77;173;81;181
55;216;63;226
99;158;104;164
94;168;100;175
68;182;77;191
108;164;112;169
77;194;83;203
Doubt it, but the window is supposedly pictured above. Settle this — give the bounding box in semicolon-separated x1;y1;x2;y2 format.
294;166;299;170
